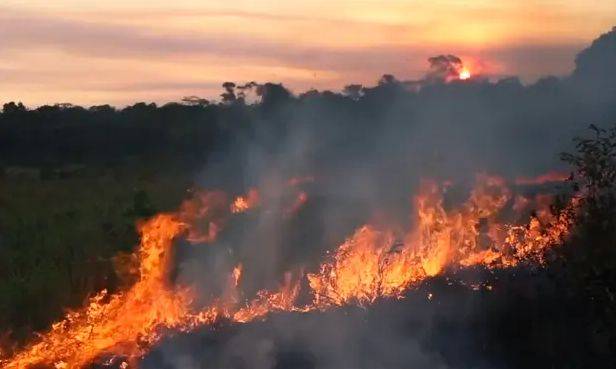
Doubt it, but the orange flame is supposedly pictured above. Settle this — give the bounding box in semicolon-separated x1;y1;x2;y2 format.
1;175;579;369
308;175;576;308
230;188;260;214
233;272;303;323
0;214;193;369
0;190;241;369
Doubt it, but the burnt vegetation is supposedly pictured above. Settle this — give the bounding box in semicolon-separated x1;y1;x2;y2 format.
1;27;616;369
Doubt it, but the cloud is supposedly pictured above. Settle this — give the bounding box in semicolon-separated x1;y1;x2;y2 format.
0;8;583;75
0;7;594;105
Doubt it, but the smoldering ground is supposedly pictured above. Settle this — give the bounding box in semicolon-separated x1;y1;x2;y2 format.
148;265;601;369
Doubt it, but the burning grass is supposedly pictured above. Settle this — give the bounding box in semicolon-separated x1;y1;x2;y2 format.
0;174;579;369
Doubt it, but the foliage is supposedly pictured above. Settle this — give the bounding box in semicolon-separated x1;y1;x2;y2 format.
559;123;616;363
562;124;616;224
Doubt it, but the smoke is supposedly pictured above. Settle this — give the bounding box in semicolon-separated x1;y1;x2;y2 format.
148;289;456;369
0;25;567;368
134;26;616;369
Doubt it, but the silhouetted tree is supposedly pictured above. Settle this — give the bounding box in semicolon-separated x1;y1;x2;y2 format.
342;84;363;100
2;101;26;114
181;96;210;107
221;82;237;104
562;123;616;222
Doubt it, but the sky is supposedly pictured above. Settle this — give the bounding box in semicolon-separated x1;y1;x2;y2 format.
1;0;615;107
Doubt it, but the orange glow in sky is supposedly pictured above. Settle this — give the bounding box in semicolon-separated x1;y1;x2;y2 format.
0;1;615;106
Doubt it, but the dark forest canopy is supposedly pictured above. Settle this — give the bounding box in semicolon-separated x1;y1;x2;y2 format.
1;27;615;183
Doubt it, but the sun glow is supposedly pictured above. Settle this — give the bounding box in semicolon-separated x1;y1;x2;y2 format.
459;68;471;80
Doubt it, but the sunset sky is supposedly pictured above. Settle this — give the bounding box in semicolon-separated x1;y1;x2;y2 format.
1;1;615;107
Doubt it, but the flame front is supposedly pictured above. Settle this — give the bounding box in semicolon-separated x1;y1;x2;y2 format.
1;176;578;369
308;175;576;308
0;189;257;369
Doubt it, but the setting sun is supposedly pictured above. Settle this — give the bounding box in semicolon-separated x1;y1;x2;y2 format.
459;68;471;80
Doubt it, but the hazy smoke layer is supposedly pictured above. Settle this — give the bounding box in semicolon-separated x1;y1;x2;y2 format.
135;27;616;369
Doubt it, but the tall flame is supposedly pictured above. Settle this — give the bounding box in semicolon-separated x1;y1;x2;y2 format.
1;175;578;369
308;175;576;308
0;214;192;369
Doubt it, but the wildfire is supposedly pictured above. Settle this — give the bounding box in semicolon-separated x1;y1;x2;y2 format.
0;175;579;369
0;214;195;369
0;188;260;369
308;175;576;308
